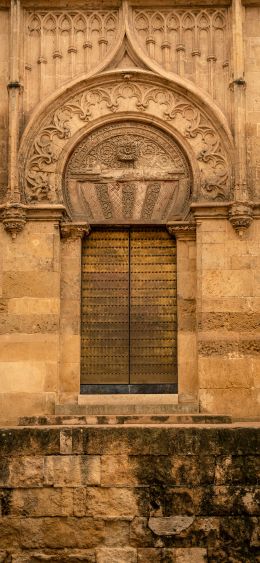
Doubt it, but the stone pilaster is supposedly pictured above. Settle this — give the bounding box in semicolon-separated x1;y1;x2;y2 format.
167;223;198;404
59;222;91;401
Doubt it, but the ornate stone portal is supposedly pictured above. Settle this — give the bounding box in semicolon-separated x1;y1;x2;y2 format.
65;121;192;223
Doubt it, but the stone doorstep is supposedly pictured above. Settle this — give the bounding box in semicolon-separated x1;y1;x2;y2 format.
17;413;233;426
55;402;200;416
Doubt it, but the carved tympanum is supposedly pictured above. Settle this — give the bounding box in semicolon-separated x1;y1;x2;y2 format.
65;122;191;224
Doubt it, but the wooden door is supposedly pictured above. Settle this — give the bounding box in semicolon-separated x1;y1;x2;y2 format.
81;228;177;388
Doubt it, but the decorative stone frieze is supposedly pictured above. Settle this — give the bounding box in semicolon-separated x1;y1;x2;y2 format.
2;204;27;239
60;221;91;240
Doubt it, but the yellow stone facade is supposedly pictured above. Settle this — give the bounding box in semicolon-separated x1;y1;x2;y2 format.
0;0;260;421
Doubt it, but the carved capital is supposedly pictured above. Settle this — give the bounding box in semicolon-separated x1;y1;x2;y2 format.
229;202;253;237
2;204;27;239
60;222;91;240
167;222;196;240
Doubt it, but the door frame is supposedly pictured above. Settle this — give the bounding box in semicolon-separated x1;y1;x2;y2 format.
80;225;178;394
59;221;197;404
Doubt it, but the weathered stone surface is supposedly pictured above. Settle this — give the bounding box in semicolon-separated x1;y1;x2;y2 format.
44;455;100;487
85;487;143;519
175;548;207;562
0;426;258;559
148;516;195;536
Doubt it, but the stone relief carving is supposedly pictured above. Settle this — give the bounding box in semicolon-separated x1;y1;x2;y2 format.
65;122;191;223
22;75;231;208
131;8;230;114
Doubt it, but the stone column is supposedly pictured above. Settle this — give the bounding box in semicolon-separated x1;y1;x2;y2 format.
3;0;27;238
229;0;253;234
59;223;90;403
167;223;197;404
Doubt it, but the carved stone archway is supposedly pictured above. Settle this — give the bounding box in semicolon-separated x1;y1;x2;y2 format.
18;70;234;213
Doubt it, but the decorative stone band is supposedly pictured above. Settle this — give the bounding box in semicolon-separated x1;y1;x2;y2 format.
229;201;253;237
2;204;27;239
166;222;196;240
60;222;91;240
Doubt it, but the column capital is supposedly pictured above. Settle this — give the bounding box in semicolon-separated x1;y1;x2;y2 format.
60;222;91;240
166;222;196;241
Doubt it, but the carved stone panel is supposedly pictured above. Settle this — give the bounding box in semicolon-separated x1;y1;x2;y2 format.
65;122;191;224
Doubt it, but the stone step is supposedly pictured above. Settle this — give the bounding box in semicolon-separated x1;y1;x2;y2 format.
55;401;199;416
18;413;232;426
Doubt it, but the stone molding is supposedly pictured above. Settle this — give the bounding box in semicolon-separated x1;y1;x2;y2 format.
60;222;91;240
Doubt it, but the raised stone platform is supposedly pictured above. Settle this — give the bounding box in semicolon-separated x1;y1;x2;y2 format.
0;424;259;562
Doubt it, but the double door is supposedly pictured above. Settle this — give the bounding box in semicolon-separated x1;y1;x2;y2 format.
81;228;177;387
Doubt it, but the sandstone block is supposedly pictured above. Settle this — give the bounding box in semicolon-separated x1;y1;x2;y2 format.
10;487;74;517
8;298;60;315
175;548;207;562
85;487;140;519
11;551;95;562
0;517;106;549
59;363;80;393
137;549;164;563
96;548;137;563
44;455;101;486
101;455;138;486
202;270;253;298
130;518;154;547
3;272;60;298
0;362;45;393
60;335;80;364
199;388;260;417
148;516;195;536
0;456;44;488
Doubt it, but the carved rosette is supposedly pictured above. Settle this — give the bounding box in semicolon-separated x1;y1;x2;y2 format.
2;204;27;239
60;222;91;240
167;221;196;240
229;202;253;236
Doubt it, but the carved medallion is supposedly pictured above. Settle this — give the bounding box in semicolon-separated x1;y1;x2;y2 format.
65;121;191;224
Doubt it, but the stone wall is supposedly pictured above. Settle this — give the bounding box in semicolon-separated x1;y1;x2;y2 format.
0;425;259;562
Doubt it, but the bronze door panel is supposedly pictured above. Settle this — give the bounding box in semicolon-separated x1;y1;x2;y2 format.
81;228;177;386
129;228;177;384
81;229;129;384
